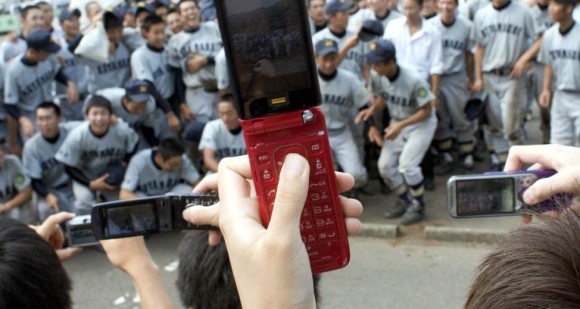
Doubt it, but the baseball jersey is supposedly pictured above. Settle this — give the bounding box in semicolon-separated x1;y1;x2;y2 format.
0;155;30;204
427;15;475;74
368;9;403;31
121;148;200;196
472;1;538;71
22;122;80;189
347;8;373;32
95;88;158;128
131;44;176;99
371;67;435;122
56;37;89;96
198;119;247;161
312;28;366;80
531;5;553;34
538;23;580;92
55;121;140;180
122;27;146;53
215;48;229;91
167;23;223;88
4;54;61;115
463;0;491;21
0;37;27;64
77;42;131;93
318;69;370;130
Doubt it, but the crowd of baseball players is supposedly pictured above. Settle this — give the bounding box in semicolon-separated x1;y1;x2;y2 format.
0;0;578;228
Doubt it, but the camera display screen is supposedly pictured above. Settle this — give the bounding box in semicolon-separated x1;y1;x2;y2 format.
69;224;98;246
456;178;515;215
220;0;318;119
105;203;157;237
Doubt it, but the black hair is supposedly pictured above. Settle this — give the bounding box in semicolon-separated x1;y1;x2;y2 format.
20;4;41;19
103;11;123;30
176;231;321;309
416;0;425;6
85;95;113;115
142;14;165;31
167;8;179;15
0;218;72;309
36;101;62;117
157;138;185;160
177;0;199;13
218;94;236;106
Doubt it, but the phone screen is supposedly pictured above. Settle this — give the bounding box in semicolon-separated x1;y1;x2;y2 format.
456;178;515;215
219;0;319;119
105;203;158;237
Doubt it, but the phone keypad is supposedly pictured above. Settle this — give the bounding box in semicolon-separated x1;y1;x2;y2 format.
254;136;340;264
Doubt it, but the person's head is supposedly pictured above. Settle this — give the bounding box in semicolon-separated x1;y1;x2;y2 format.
465;208;580;308
122;79;151;115
166;8;183;33
365;39;397;76
325;0;354;31
402;0;424;22
217;95;240;131
20;5;45;34
142;14;166;48
536;0;550;7
368;0;390;13
549;0;576;22
308;0;327;24
26;28;61;62
104;11;124;45
35;102;62;139
86;95;113;134
85;1;103;21
438;0;457;18
178;0;201;30
59;8;81;39
315;39;339;75
134;3;154;29
0;218;72;308
155;2;169;20
421;0;437;17
37;1;54;30
155;138;185;172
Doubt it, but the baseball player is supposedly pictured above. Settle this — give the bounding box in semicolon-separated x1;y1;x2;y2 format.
346;0;372;32
120;138;200;200
4;29;78;142
131;14;182;132
426;0;476;173
366;0;403;30
22;102;78;221
122;2;154;52
364;39;437;225
308;0;328;35
95;79;177;148
168;0;223;127
0;4;45;64
198;95;247;173
537;0;580;146
0;141;34;224
315;39;375;195
471;0;539;167
71;12;131;93
55;96;140;214
166;9;184;40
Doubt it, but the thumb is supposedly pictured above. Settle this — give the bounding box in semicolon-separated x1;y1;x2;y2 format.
523;168;580;205
268;154;310;236
100;173;110;181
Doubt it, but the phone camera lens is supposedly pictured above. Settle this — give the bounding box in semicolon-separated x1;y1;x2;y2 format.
303;110;314;123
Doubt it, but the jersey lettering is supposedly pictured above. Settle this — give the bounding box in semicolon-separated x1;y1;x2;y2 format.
179;42;223;57
384;93;417;108
96;58;130;75
216;148;247;159
548;49;580;61
138;177;180;193
21;71;54;96
323;94;348;106
80;148;125;161
442;39;465;51
40;157;60;171
152;67;165;80
480;23;523;37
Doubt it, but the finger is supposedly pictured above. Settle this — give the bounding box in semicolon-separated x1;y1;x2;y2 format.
345;218;362;235
268;154;310;236
217;156;254;201
208;230;223;246
193;173;218;193
339;196;364;218
335;172;355;193
504;145;566;171
183;203;220;227
521;214;532;224
522;168;580;205
38;212;75;240
99;173;110;181
57;247;82;261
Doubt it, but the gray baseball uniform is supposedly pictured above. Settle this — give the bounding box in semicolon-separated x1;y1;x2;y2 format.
538;23;580;146
131;44;176;100
22;121;80;220
121;148;200;196
77;42;131;93
168;22;223;120
122;27;146;53
427;15;475;154
473;1;538;161
347;7;372;32
0;37;27;64
372;67;437;189
56;37;89;121
313;28;366;81
215;48;229;91
0;154;35;224
318;68;369;188
198;119;247;162
368;9;403;31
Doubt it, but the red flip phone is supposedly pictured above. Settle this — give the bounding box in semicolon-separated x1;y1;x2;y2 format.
216;0;350;273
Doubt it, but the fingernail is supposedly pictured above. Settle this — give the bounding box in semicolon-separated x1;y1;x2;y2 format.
283;154;306;176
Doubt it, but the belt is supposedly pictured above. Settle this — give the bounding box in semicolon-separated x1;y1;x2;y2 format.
485;68;512;77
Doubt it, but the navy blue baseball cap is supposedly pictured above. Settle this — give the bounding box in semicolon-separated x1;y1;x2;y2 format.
325;0;355;15
58;7;81;23
124;79;150;103
315;39;339;56
26;29;61;53
132;2;155;16
365;39;396;63
104;162;126;186
359;20;384;42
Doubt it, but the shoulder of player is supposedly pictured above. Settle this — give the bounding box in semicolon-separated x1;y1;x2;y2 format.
5;55;25;72
337;68;361;84
23;132;44;150
129;148;152;164
65;121;91;139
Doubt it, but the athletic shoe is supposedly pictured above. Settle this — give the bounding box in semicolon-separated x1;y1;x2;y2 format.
384;199;408;218
435;160;454;175
400;200;424;225
358;184;377;196
462;154;474;171
424;177;435;191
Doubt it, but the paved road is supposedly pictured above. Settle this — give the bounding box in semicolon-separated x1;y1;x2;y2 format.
64;233;490;308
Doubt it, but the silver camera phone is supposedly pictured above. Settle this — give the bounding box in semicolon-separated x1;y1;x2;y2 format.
66;215;99;247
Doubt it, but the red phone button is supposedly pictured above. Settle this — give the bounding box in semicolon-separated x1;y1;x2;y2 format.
273;144;307;175
257;152;271;165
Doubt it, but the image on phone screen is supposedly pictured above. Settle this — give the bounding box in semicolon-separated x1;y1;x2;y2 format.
106;203;157;237
456;179;515;216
